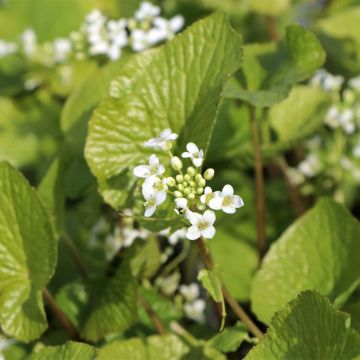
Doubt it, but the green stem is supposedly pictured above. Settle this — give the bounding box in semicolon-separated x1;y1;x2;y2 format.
160;240;190;277
249;106;267;260
196;237;264;340
43;289;78;340
139;296;166;335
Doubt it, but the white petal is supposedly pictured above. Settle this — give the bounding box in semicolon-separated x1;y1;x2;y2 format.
142;182;155;199
170;15;184;32
186;226;201;240
186;210;202;225
200;194;206;204
222;184;234;196
175;197;187;209
160;129;171;138
153;17;168;29
201;225;215;239
233;195;244;208
149;154;159;167
145;206;156;217
155;191;167;205
208;197;223;210
186;142;198;154
134;165;150;178
203;210;216;224
157;164;165;175
204;187;212;195
222;206;236;214
192;157;203;168
182;152;192;158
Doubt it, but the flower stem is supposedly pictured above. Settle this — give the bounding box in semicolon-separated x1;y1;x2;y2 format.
43;288;78;340
62;232;88;279
196;237;264;340
139;296;166;335
249;106;267;260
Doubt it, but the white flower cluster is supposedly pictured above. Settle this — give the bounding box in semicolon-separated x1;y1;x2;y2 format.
310;69;344;92
0;2;184;64
133;129;244;241
179;283;206;323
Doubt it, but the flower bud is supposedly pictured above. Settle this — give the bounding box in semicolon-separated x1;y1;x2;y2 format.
183;188;190;196
195;174;203;183
166;177;176;187
184;174;191;182
178;184;184;192
187;166;196;176
196;202;206;211
204;168;215;180
182;181;188;187
187;193;195;200
176;175;184;183
128;18;137;30
188;181;195;188
198;178;206;188
174;191;183;198
196;187;204;195
171;156;183;171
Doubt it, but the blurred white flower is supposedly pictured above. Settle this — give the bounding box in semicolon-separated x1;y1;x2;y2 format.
186;210;216;240
168;227;186;245
182;142;204;167
298;154;321;178
184;299;206;323
153;15;184;40
0;40;17;57
135;1;160;21
134;154;165;178
208;184;244;214
22;28;37;57
144;128;178;150
179;283;200;302
53;38;72;62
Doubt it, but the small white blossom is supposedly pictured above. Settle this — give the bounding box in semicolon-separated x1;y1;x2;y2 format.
131;28;164;51
182;142;204;167
134;154;165;178
311;69;344;91
175;197;187;209
208;185;244;214
200;187;218;205
184;299;206;323
144;129;178;150
22;28;37;57
0;40;17;57
53;38;72;62
298;154;321;177
142;188;166;217
135;1;161;21
179;283;200;302
153;15;184;40
186;210;216;240
339;109;355;134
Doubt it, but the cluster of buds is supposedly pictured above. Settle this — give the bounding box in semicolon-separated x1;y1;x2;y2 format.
133;129;244;241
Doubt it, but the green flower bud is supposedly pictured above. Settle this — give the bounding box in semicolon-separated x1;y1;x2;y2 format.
189;181;196;188
178;184;184;192
187;166;196;176
171;156;183;171
198;178;206;187
204;168;215;180
174;191;183;198
182;181;188;187
196;187;204;195
183;188;191;196
187;193;195;200
196;203;206;211
128;18;137;30
176;175;184;183
166;177;176;187
184;174;191;182
195;174;203;183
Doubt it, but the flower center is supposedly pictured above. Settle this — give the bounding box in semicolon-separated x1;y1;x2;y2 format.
223;196;233;207
198;221;209;231
147;198;156;207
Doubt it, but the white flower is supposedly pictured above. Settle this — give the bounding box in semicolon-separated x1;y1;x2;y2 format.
339;109;355;134
107;19;128;46
134;154;165;178
182;142;204;167
0;40;17;57
325;106;340;129
179;283;200;302
144;128;178;150
208;185;244;214
200;186;219;205
131;28;164;51
86;9;106;25
53;38;72;62
184;299;206;323
22;28;37;57
142;176;167;195
310;69;344;91
349;76;360;91
153;15;184;40
298;154;321;178
142;187;166;217
168;227;186;245
175;197;187;209
353;142;360;158
186;210;216;240
135;1;160;21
